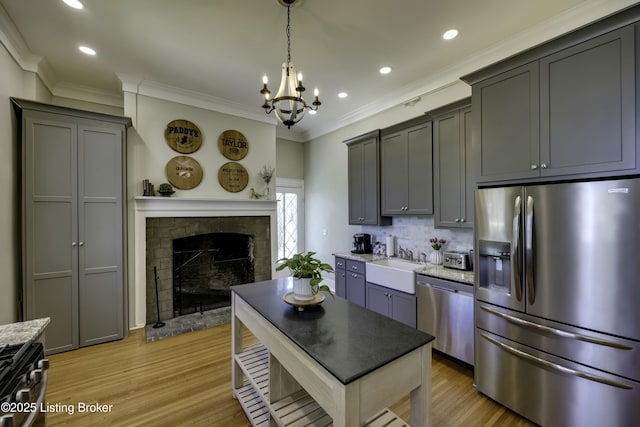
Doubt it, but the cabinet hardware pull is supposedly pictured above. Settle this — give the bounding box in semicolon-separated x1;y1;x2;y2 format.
531;164;538;170
72;242;77;247
460;218;465;222
540;163;548;169
455;218;460;222
79;242;84;246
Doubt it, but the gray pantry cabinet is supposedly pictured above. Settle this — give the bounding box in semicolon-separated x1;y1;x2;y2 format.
13;98;130;355
365;282;416;328
380;117;433;215
464;23;638;183
344;131;391;226
430;99;474;229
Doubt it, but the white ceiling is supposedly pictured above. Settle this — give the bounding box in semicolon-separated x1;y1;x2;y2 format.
0;0;637;141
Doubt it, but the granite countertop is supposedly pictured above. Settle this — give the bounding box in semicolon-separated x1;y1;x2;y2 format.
333;252;475;285
232;278;434;385
0;318;50;346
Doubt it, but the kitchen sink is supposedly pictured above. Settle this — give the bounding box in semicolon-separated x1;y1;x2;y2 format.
365;258;419;294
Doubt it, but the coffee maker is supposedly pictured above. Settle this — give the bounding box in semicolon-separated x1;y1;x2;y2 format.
351;233;372;254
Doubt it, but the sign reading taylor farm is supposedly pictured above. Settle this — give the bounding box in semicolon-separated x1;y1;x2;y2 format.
218;162;249;193
165;119;202;154
165;156;203;190
218;130;248;160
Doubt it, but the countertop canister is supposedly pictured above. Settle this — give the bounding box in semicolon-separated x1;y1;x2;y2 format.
386;235;396;257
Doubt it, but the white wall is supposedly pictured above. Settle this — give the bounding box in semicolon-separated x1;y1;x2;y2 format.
304;81;473;267
276;137;304;180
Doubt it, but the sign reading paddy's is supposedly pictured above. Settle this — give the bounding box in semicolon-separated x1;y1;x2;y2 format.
218;130;249;160
165;119;202;154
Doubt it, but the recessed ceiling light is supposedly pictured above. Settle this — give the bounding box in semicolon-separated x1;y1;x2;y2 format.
379;66;392;75
79;46;96;56
338;92;348;99
63;0;84;9
308;110;317;115
443;29;459;40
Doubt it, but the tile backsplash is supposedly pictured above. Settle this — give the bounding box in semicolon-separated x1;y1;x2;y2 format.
362;216;473;258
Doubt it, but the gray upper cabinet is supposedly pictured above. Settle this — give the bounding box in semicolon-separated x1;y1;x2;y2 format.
539;25;636;176
381;117;433;215
464;22;638;184
14;98;129;355
345;130;391;226
432;100;474;229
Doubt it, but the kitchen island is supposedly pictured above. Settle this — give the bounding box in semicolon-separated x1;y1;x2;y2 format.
231;278;434;427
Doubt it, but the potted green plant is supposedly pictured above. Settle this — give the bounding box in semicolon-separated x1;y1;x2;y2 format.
275;251;334;300
157;182;175;196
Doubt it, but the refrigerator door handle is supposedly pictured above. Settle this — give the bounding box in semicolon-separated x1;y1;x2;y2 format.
512;195;523;302
480;305;633;350
525;195;535;305
480;332;633;390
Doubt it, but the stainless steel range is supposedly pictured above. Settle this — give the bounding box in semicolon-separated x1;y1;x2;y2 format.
474;178;640;426
0;341;48;427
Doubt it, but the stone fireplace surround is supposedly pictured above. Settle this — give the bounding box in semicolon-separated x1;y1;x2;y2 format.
133;197;277;329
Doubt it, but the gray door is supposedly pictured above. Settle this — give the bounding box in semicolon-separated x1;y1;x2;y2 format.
24;116;79;354
525;178;640;341
78;123;124;346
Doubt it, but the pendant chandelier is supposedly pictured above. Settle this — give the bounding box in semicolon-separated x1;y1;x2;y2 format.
260;0;320;129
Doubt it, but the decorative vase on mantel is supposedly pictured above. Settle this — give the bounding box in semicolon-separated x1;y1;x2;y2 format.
292;277;314;301
429;250;443;265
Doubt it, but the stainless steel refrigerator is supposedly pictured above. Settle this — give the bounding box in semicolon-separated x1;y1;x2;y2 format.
474;177;640;427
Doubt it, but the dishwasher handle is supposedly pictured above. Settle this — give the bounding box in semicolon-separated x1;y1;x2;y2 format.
416;275;474;297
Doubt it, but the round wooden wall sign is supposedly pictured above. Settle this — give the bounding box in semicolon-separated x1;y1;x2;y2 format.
165;119;203;154
165;156;203;190
218;162;249;193
218;130;249;160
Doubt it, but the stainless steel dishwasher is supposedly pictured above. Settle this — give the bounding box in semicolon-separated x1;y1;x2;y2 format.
416;274;474;365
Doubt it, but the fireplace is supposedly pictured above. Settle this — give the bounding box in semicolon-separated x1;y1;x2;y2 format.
173;232;255;316
145;214;272;324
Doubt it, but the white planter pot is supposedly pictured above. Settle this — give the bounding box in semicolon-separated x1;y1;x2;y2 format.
292;277;315;301
429;250;443;265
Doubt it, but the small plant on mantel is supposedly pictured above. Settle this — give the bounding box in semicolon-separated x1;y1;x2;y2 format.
276;251;334;298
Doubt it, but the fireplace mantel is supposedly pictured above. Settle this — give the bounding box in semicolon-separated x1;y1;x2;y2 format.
134;196;276;216
131;196;278;329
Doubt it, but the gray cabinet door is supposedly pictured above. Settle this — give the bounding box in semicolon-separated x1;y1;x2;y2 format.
365;283;390;317
78;123;125;347
346;259;366;307
406;122;433;215
390;289;416;328
539;25;635;176
346;131;390;225
473;63;540;182
380;131;407;215
433;104;474;228
381;119;432;215
24;115;79;354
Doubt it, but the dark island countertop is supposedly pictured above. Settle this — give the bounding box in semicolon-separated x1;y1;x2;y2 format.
232;278;434;385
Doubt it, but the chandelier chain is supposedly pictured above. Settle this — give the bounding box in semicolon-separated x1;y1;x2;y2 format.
286;5;291;65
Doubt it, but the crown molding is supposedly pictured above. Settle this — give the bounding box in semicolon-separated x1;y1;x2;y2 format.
0;3;41;72
117;74;277;126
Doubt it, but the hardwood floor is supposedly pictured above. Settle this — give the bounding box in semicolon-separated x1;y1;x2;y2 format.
45;324;535;427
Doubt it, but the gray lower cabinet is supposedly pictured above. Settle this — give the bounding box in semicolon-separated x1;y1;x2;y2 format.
432;100;474;228
381;117;433;215
14;98;129;355
344;131;391;226
334;257;346;298
365;282;416;328
345;259;366;307
466;24;637;183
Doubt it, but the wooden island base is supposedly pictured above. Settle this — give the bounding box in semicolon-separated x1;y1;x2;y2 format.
231;280;433;427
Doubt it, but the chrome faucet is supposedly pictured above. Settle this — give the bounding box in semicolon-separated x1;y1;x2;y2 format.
406;249;414;261
398;246;407;259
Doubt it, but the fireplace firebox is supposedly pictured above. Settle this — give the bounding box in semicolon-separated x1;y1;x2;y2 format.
173;232;254;316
